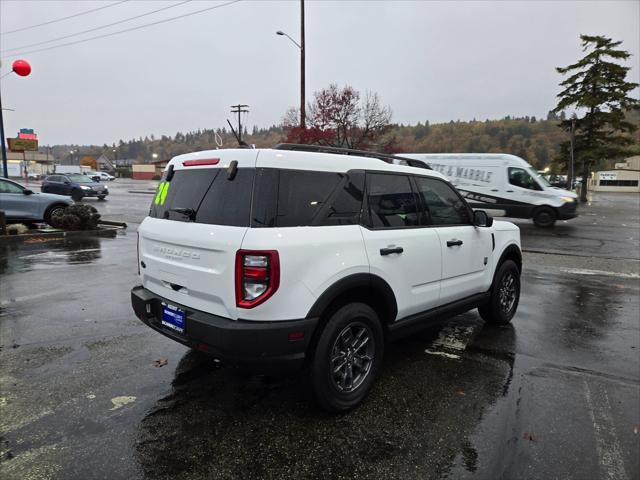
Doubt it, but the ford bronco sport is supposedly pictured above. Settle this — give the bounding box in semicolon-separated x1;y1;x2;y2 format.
131;144;522;412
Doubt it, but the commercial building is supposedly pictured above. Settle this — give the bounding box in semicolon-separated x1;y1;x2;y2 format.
5;151;55;178
589;156;640;193
132;163;156;180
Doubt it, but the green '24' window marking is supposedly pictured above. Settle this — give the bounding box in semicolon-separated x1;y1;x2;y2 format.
154;182;170;205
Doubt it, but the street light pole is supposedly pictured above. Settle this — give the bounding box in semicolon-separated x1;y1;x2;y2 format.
276;0;306;128
0;89;8;178
1;59;32;178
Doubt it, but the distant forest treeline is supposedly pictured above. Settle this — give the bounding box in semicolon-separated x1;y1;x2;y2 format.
49;110;640;173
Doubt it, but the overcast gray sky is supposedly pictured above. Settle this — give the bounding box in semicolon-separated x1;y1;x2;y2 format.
1;0;638;146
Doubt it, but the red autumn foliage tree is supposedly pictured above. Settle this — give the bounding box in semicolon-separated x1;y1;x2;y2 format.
283;84;393;150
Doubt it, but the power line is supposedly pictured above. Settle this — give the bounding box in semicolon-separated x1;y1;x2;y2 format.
1;0;130;36
2;0;193;54
1;0;242;59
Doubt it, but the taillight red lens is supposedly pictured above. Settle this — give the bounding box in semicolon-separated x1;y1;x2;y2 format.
235;250;280;308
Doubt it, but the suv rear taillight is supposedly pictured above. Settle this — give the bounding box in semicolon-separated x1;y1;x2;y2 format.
235;250;280;308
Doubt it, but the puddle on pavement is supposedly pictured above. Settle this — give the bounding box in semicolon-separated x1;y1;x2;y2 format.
0;237;104;274
425;323;478;359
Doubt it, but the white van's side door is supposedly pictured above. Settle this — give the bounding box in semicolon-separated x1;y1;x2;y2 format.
413;176;493;304
360;173;442;320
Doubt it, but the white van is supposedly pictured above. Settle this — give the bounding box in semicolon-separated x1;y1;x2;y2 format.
399;154;578;227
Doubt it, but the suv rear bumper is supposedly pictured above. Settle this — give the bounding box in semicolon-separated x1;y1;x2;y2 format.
131;286;318;373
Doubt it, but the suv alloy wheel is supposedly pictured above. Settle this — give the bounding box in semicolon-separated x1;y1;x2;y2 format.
478;260;520;325
309;303;384;412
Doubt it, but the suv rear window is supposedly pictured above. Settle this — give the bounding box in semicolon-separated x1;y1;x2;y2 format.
149;168;254;227
251;169;364;228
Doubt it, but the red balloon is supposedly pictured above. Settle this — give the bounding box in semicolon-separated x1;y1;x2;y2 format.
12;59;31;77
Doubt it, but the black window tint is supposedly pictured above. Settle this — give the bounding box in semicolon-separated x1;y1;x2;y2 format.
251;169;364;228
150;169;217;221
276;170;344;227
251;168;278;227
415;177;471;225
508;167;541;191
367;173;419;228
315;171;364;226
197;168;254;226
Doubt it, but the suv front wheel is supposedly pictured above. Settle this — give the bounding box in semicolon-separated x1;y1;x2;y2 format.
478;259;520;325
309;302;384;412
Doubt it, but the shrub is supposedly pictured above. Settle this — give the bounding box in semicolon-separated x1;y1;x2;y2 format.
50;204;101;230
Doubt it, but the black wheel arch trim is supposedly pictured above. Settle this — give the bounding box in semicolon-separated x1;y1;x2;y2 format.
305;273;398;324
495;243;522;274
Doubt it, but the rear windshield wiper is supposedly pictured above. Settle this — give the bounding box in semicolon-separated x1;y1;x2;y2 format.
168;207;196;221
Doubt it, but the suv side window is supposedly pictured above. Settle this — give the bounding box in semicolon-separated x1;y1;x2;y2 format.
276;170;344;227
508;167;542;191
251;169;364;228
414;176;471;225
366;173;419;228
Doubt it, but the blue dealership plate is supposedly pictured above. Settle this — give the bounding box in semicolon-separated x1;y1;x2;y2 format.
161;303;185;334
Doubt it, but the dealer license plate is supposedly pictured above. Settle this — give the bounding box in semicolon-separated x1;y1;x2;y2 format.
161;303;185;334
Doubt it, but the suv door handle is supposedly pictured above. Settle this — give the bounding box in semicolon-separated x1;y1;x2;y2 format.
380;246;403;256
447;239;463;247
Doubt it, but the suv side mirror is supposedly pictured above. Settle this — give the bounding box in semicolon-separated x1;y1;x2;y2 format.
474;210;493;227
23;189;34;195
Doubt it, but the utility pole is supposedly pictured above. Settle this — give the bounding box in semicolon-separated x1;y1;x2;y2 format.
230;104;249;144
300;0;306;128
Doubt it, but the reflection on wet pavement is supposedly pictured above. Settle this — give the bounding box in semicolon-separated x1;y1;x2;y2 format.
0;237;103;274
135;319;515;479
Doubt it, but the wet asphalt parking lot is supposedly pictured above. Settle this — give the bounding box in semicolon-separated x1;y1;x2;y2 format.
1;180;639;480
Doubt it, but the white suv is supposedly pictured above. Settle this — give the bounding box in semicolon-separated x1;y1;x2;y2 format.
131;144;522;411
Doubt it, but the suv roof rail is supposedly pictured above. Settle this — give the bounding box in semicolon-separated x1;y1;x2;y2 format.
273;143;431;170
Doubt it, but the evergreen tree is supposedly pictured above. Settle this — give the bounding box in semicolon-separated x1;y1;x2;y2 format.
554;34;639;201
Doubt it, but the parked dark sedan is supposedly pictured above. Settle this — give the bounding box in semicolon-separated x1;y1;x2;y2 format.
41;174;109;201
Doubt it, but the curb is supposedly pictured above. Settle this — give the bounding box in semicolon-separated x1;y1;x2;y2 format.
0;225;124;244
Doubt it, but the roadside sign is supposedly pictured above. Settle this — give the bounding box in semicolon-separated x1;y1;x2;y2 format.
7;137;38;152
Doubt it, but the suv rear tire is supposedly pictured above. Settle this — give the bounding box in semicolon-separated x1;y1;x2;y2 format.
478;259;520;325
71;190;83;202
309;302;384;412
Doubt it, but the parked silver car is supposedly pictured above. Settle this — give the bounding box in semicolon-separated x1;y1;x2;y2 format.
0;177;72;226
